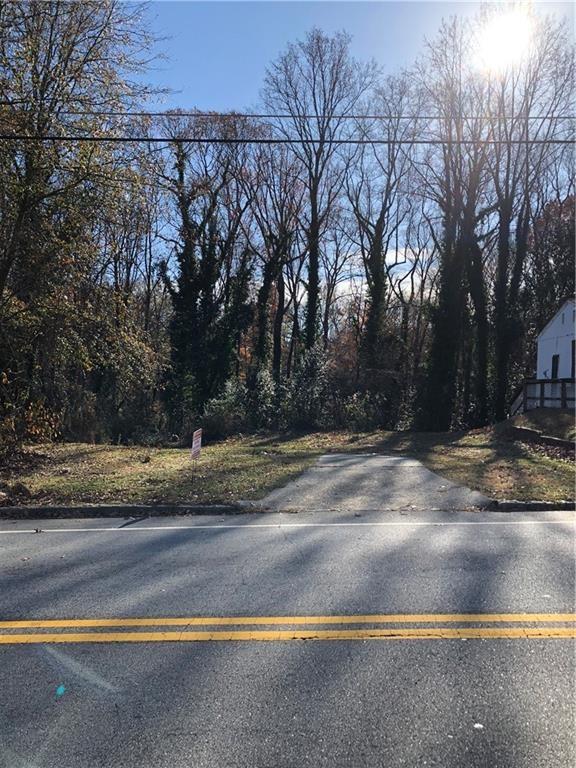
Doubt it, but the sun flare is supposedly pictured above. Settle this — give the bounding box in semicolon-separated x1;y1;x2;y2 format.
474;8;533;74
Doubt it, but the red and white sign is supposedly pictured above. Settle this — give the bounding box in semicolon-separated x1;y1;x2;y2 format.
191;428;202;460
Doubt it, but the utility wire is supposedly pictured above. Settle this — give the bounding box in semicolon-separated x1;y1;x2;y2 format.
0;134;573;145
0;105;573;121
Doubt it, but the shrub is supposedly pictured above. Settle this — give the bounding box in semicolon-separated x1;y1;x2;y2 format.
282;344;331;430
341;391;389;431
248;369;277;430
202;379;249;438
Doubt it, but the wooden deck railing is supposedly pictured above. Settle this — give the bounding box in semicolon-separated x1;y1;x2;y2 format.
516;378;576;413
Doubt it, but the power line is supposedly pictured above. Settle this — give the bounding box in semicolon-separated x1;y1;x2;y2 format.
0;106;573;122
0;134;573;145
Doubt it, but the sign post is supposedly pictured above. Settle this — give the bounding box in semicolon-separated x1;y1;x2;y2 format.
191;428;202;461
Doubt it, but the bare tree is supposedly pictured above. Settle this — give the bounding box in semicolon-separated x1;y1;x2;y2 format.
346;73;420;377
320;214;359;347
156;114;254;424
481;11;575;419
414;18;493;428
262;28;378;349
244;143;303;378
388;206;438;407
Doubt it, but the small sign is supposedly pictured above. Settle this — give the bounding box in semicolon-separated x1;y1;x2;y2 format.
191;428;202;460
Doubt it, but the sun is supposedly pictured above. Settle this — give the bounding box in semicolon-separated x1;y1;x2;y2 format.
474;8;534;74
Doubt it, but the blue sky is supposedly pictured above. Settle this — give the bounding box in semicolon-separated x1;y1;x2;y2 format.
143;1;574;111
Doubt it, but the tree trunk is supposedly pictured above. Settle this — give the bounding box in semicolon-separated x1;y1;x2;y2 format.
422;234;465;431
465;237;489;426
272;271;285;382
493;202;512;422
254;259;277;368
305;198;320;349
287;303;300;379
363;268;386;373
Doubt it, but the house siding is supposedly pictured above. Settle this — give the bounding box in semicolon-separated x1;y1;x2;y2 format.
536;299;576;379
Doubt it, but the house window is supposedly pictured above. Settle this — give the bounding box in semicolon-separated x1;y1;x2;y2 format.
551;354;559;379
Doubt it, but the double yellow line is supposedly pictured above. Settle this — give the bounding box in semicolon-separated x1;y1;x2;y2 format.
0;613;574;643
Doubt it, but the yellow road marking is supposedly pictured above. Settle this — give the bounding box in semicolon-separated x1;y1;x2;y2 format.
0;627;574;644
0;613;574;630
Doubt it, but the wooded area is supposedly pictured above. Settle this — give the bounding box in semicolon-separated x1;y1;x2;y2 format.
0;0;573;454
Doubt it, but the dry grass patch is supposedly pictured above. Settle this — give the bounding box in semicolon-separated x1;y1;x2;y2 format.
0;438;319;506
1;425;573;507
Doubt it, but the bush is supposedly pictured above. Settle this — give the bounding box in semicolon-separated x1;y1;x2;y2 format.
248;369;277;430
395;388;417;431
0;379;60;460
282;344;331;430
341;391;389;431
202;379;249;438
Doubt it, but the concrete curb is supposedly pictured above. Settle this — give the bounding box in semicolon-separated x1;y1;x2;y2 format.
0;500;573;519
487;500;575;512
0;503;248;520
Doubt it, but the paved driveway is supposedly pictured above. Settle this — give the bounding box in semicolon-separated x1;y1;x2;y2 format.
253;453;491;513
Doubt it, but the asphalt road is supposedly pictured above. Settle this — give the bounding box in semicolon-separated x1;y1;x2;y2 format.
0;509;574;768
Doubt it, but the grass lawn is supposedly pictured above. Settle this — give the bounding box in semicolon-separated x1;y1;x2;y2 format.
1;425;574;506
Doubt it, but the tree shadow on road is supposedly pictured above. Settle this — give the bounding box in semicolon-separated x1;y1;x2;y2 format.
0;514;574;766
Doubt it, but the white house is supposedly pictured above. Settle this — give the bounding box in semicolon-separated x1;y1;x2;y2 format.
536;297;575;380
510;297;575;415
